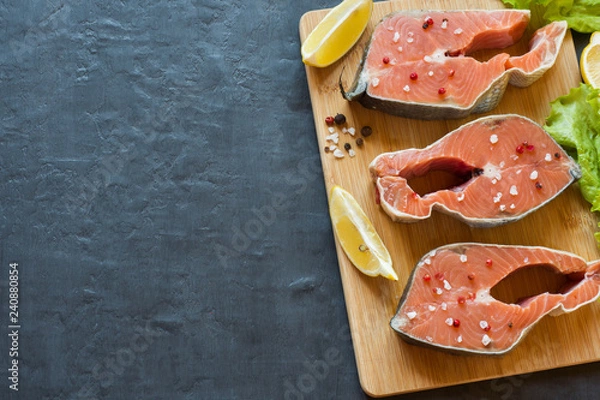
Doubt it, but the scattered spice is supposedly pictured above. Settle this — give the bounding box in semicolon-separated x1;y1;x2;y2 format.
448;69;455;77
508;322;513;328
485;259;493;267
410;72;418;80
554;152;561;159
457;296;466;304
325;116;335;125
334;113;346;125
324;147;330;153
355;137;364;147
423;274;431;281
453;319;460;327
467;273;475;280
358;244;368;252
361;126;373;137
344;143;351;152
434;272;444;280
438;87;446;95
535;181;543;190
382;56;390;64
422;23;429;29
516;145;524;154
426;17;434;26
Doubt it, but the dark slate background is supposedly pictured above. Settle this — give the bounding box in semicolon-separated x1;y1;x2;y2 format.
0;1;597;399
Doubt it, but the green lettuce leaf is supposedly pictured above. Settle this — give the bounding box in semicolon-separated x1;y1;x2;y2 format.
502;0;600;33
544;83;600;242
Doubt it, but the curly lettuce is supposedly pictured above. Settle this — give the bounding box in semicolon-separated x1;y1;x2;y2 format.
501;0;600;33
544;83;600;242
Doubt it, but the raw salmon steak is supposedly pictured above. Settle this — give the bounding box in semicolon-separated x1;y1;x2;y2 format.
341;10;568;120
391;243;600;355
370;115;581;227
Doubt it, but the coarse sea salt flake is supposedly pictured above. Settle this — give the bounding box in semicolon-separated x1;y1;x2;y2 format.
545;153;552;162
435;287;443;295
372;78;380;87
407;37;414;43
347;127;355;136
393;31;400;42
328;127;335;133
403;85;410;92
457;335;463;343
428;305;436;311
424;258;432;265
397;46;403;52
530;170;539;180
428;71;434;77
445;317;454;326
499;204;506;211
482;334;492;346
460;254;467;263
454;28;463;35
406;311;417;320
424;55;432;63
441;20;448;29
443;280;452;290
441;302;447;311
348;149;356;158
457;192;465;202
490;134;498;144
333;149;344;159
510;204;516;209
426;336;433;342
510;185;518;196
479;320;488;329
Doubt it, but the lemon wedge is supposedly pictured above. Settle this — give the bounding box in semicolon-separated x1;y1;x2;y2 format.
329;185;397;280
581;31;600;89
301;0;373;68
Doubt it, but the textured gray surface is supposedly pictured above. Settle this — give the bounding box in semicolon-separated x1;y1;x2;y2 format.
0;1;598;399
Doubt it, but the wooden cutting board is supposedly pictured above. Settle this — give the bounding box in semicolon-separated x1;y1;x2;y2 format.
300;0;600;397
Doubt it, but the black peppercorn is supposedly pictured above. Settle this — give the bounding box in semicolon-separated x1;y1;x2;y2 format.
344;143;351;151
361;126;373;137
356;138;364;146
334;113;346;125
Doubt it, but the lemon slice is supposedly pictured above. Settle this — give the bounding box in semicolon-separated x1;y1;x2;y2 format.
581;31;600;88
301;0;373;68
329;185;397;280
